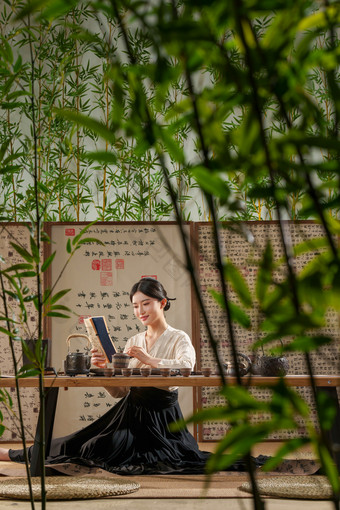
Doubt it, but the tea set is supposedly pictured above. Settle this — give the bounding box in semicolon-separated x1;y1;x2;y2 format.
63;334;288;377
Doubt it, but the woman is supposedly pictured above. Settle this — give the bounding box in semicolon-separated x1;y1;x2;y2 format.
2;278;316;475
0;278;213;475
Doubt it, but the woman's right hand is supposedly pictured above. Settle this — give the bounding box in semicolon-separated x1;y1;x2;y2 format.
91;348;107;368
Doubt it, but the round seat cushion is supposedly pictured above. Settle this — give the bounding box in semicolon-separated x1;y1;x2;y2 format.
240;475;333;500
0;476;140;500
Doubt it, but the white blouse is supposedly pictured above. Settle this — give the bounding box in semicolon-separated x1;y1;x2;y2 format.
124;325;196;370
103;325;195;394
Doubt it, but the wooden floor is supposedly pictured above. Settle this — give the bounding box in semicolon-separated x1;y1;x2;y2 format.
0;441;333;510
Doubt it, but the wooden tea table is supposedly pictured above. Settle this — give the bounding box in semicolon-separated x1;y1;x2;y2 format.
1;374;339;475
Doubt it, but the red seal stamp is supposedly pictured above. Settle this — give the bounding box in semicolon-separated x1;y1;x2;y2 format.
78;315;90;324
65;228;75;236
100;272;113;286
102;259;112;271
115;259;124;269
92;260;101;270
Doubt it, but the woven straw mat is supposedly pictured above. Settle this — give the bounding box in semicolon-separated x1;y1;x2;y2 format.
0;476;140;500
240;475;334;500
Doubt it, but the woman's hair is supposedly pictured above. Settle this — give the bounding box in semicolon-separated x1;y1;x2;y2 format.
129;278;175;311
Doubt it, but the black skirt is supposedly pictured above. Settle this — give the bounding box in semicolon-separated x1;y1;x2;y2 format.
9;387;213;475
9;387;268;474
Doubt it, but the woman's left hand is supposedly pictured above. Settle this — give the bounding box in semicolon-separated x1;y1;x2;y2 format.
126;346;160;367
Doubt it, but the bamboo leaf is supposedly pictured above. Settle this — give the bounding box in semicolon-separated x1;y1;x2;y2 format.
16;0;79;20
23;294;36;302
224;261;252;308
49;304;72;312
16;271;37;278
206;423;271;472
283;335;332;353
13;54;22;73
293;237;330;257
37;181;51;195
0;140;10;162
55;109;116;144
192;166;231;201
17;367;40;378
83;151;117;164
66;239;72;254
41;252;56;273
10;243;33;263
279;133;340;152
1;102;26;109
298;5;340;31
0;316;16;323
209;289;251;328
0;164;21;175
0;327;16;337
316;391;337;431
170;405;230;430
158;127;185;165
261;438;311;471
4;263;34;272
74;237;105;249
317;443;340;493
48;288;71;305
21;341;35;363
0;35;13;64
256;241;273;304
71;221;97;246
46;311;71;318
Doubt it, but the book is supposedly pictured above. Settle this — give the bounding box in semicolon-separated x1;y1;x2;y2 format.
84;316;117;363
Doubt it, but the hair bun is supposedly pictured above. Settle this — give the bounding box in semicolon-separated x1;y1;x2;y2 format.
130;279;176;312
164;297;176;312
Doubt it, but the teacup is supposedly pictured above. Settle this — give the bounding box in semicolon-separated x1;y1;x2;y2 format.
180;368;191;377
201;367;212;377
102;367;114;377
140;367;151;377
122;368;133;377
159;368;171;377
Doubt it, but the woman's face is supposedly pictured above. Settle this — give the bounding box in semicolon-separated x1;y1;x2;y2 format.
132;291;165;327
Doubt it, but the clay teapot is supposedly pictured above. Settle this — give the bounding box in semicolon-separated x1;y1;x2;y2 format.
64;334;92;376
223;352;252;377
255;355;289;376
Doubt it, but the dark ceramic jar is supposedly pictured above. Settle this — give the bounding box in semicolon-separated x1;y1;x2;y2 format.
259;355;289;376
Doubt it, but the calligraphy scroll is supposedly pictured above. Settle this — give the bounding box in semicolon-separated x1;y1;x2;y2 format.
49;222;193;437
0;224;41;441
196;221;340;440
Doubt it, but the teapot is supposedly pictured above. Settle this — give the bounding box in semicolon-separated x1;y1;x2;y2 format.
223;352;252;377
64;334;92;376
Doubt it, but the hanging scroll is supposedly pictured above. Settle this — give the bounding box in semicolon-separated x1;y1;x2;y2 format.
0;224;41;441
1;220;339;444
196;221;340;441
48;222;193;437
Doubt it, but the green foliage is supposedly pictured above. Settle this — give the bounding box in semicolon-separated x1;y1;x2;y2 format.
1;1;338;222
0;388;13;437
1;0;340;506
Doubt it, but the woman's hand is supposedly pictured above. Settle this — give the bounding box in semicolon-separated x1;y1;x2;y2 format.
125;346;160;368
91;348;107;368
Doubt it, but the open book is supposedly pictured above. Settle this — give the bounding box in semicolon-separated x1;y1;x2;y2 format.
84;316;117;363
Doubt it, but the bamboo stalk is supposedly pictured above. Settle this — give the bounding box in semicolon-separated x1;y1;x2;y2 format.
0;272;35;510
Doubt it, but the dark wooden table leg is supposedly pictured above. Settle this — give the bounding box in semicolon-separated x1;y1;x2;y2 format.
30;387;59;476
318;386;340;472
